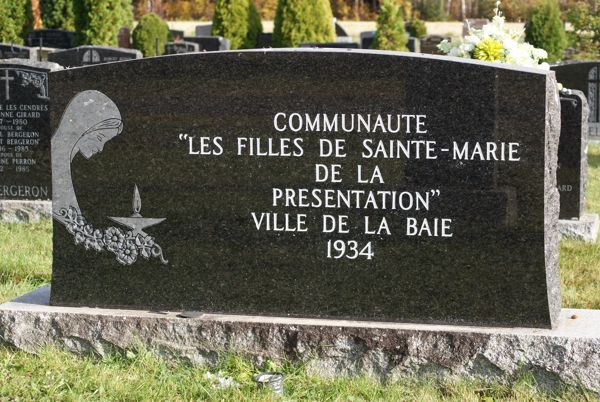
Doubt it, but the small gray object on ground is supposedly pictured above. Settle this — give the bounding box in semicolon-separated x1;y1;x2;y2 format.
255;372;284;395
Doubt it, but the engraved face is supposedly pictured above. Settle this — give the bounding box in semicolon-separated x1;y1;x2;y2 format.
73;125;121;159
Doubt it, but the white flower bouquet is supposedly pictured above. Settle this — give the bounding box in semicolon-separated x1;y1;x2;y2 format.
437;1;550;69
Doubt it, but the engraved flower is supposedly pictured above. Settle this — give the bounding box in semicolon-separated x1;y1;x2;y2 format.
74;232;85;245
117;240;138;265
135;234;155;259
104;227;125;252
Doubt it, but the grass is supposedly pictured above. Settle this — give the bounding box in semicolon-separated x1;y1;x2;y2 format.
1;148;600;400
0;346;596;401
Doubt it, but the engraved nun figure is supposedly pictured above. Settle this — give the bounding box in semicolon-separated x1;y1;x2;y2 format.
51;89;167;265
51;90;123;223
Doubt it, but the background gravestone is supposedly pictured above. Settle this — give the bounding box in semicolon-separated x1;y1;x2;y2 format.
170;30;185;42
463;19;489;36
118;28;131;49
420;35;450;54
557;89;599;241
195;25;213;37
165;42;200;55
183;36;231;51
0;44;36;61
300;42;359;49
552;61;600;138
27;29;75;49
49;50;560;329
48;46;142;68
0;59;61;222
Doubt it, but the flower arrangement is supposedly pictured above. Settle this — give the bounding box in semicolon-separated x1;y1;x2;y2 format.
437;1;550;69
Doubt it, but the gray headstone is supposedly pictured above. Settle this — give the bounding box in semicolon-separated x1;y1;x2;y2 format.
183;36;230;51
557;89;589;219
48;46;142;68
0;59;61;201
0;44;36;61
27;29;75;49
48;50;561;329
420;35;451;55
165;41;200;55
552;61;600;138
195;25;213;37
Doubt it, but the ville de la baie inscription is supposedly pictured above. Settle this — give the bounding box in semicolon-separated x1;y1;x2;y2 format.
178;112;520;260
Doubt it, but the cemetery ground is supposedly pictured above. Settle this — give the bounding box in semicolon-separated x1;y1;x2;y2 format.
0;147;600;400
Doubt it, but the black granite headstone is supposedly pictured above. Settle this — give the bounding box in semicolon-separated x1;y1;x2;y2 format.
183;36;230;51
0;60;60;201
557;89;589;220
552;61;600;137
118;28;131;49
360;31;375;49
0;44;36;61
27;29;75;49
299;42;360;49
257;33;273;48
49;50;560;328
420;35;450;55
165;42;200;55
48;46;142;68
169;30;185;42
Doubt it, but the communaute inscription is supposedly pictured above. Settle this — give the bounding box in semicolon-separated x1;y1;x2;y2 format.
178;112;521;259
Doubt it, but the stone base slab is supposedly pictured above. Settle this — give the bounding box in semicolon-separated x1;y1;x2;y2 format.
0;287;599;392
559;212;600;243
0;200;52;223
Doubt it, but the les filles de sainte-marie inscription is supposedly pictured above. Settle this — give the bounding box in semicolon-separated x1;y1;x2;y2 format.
0;61;56;201
49;50;560;328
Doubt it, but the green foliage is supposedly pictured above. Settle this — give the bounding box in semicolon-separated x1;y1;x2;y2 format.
420;0;447;21
211;0;263;49
372;0;408;50
566;0;600;59
406;18;427;37
273;0;335;47
0;0;33;45
132;12;170;56
524;0;567;62
246;2;263;48
74;0;133;46
41;0;75;30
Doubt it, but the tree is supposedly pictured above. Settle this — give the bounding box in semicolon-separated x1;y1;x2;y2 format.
132;12;170;56
272;0;335;47
74;0;133;46
525;0;567;62
41;0;75;30
0;0;33;44
211;0;263;49
566;0;600;59
372;0;408;50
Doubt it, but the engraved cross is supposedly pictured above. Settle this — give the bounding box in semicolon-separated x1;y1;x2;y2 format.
0;69;15;101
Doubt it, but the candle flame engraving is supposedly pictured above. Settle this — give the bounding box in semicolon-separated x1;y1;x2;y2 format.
133;184;141;216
